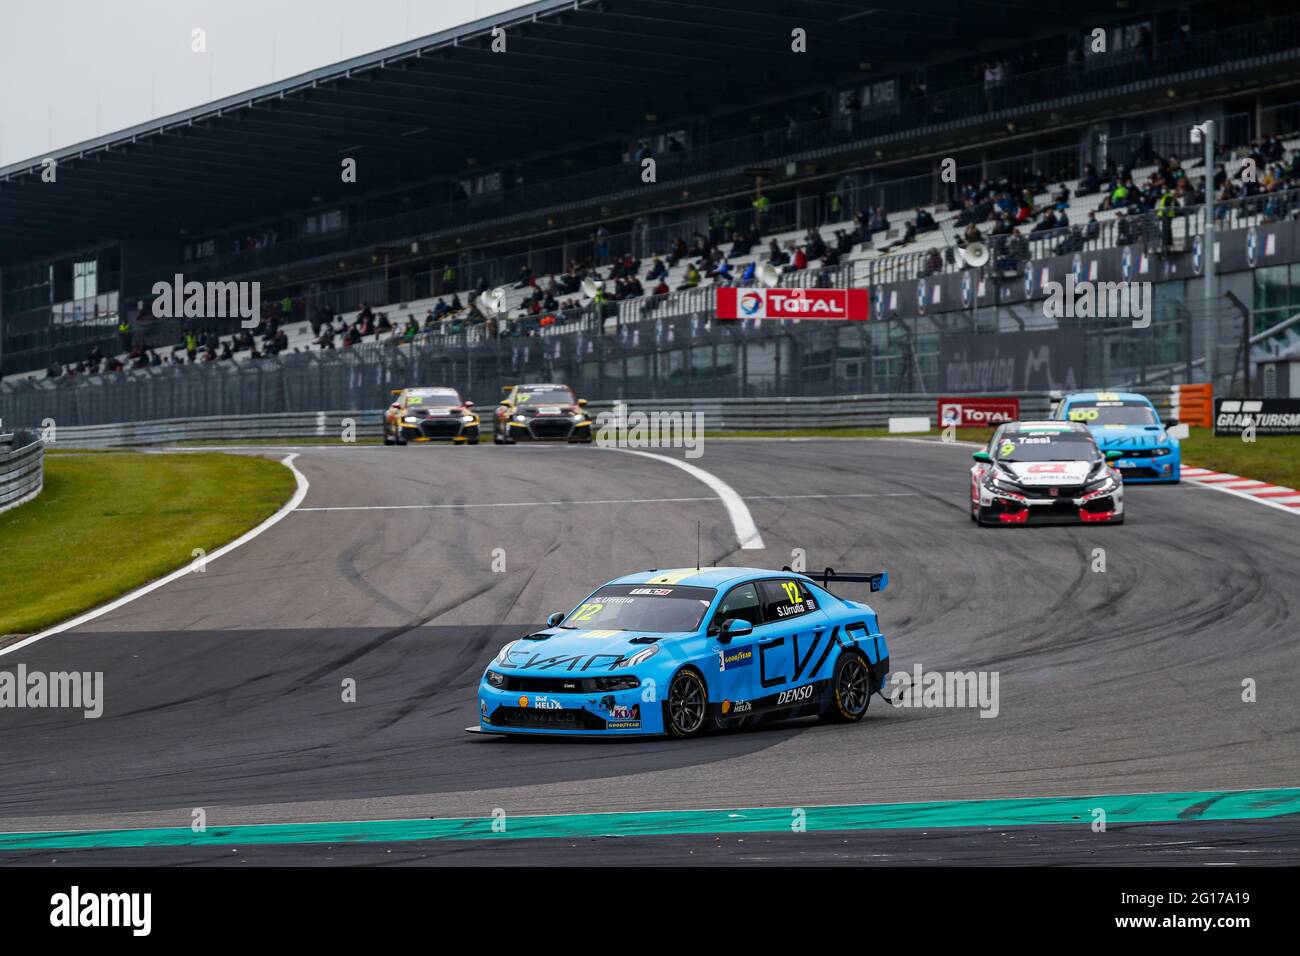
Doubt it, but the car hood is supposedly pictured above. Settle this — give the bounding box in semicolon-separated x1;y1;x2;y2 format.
493;628;695;673
1000;459;1096;486
1088;425;1170;449
517;404;580;417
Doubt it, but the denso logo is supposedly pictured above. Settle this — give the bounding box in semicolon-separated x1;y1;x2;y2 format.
776;684;814;705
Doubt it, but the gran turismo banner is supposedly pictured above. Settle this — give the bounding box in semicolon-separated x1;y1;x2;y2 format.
1214;398;1300;436
716;288;870;320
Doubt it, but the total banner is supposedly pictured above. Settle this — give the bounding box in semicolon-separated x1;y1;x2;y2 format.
716;287;870;320
939;330;1085;393
1214;398;1300;436
938;397;1021;427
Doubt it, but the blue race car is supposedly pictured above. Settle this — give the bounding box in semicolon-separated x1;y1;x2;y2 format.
1054;391;1181;483
475;566;891;738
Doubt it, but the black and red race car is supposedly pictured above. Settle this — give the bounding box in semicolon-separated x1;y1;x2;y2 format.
493;383;593;444
970;420;1125;526
384;386;480;445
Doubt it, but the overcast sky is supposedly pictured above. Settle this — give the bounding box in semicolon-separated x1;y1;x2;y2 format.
0;0;523;167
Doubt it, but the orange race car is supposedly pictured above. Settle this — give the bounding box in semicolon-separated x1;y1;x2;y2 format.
384;386;480;445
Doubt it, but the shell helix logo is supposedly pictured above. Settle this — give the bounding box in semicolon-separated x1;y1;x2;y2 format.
518;695;529;708
740;292;764;316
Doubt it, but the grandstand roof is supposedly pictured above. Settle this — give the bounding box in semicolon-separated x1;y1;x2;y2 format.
0;0;1089;266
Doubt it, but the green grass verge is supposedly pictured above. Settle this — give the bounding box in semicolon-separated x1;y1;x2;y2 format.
0;451;295;636
1181;427;1300;489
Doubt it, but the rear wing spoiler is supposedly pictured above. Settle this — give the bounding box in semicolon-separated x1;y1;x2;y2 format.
782;566;888;592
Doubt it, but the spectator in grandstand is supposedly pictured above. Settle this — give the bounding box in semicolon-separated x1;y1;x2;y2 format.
791;246;808;271
914;208;936;233
1078;163;1101;196
752;192;770;229
46;361;62;379
1102;177;1132;211
441;263;457;293
1084;211;1100;242
450;292;464;312
515;264;533;289
1031;209;1059;234
962;222;983;245
667;238;688;268
767;239;789;268
868;206;889;234
804;227;827;262
646;257;667;281
678;263;701;290
1116;210;1134;245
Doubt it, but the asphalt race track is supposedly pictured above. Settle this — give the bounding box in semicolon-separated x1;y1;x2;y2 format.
2;438;1297;864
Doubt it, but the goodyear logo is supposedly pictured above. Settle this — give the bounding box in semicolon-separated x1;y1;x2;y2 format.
719;648;754;671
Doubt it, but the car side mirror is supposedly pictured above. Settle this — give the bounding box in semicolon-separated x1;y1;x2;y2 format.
971;451;991;463
1163;418;1178;428
464;400;475;408
577;398;588;407
1105;450;1124;461
546;611;565;628
718;618;753;644
389;402;401;409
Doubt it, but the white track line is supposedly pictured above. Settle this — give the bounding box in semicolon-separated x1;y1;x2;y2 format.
295;492;918;513
601;447;766;549
0;454;310;658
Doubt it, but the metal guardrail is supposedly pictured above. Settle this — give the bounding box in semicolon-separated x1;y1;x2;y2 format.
45;393;1064;448
42;386;1191;448
0;430;45;514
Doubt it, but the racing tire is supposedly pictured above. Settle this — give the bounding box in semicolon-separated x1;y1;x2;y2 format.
818;651;872;724
383;427;395;446
395;430;407;446
974;505;992;526
969;498;978;522
664;668;709;739
466;436;480;445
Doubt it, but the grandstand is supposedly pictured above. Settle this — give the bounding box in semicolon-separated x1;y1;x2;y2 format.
6;0;1300;420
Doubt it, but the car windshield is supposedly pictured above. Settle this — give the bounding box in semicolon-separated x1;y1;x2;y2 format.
406;392;459;406
516;387;575;406
560;584;715;633
995;433;1099;462
1065;401;1159;426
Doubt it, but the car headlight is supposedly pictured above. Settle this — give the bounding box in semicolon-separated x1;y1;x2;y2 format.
403;416;420;423
1150;447;1170;456
1085;474;1116;492
486;670;507;688
593;676;640;691
462;414;476;423
514;414;527;422
986;472;1019;491
571;413;584;422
